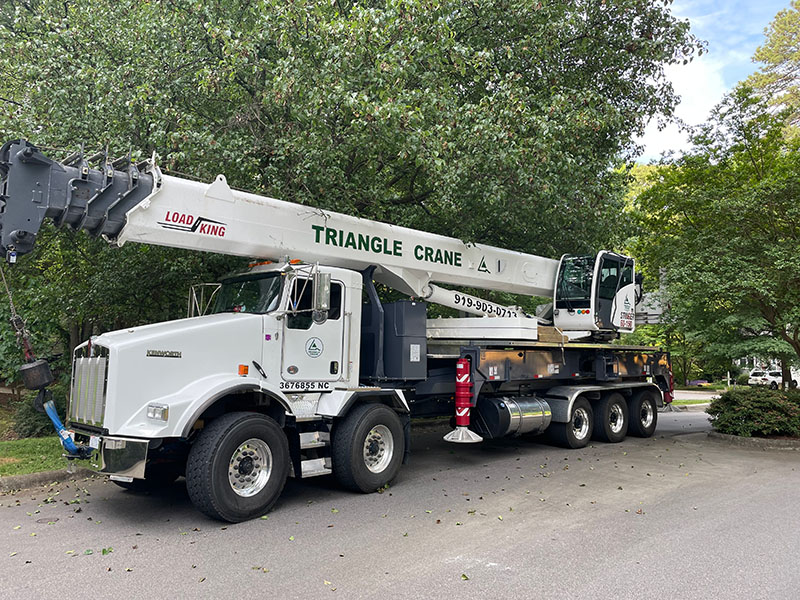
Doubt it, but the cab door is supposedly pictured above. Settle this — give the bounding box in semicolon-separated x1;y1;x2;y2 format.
595;254;635;331
280;276;346;391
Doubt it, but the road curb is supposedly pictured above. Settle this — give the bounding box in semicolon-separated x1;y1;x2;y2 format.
707;431;800;450
0;468;97;493
664;403;711;412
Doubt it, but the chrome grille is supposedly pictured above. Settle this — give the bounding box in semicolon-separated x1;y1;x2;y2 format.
69;348;108;427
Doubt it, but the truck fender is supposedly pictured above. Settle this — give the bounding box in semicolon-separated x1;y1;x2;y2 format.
545;383;662;423
316;389;410;418
175;376;291;438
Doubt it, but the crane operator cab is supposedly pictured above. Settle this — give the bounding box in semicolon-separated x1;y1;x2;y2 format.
552;251;642;340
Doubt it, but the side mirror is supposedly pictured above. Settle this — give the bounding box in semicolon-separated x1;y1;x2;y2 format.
312;271;331;323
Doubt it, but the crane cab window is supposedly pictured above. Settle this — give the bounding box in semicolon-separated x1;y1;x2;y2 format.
555;255;594;309
598;258;620;300
598;257;633;300
287;278;343;329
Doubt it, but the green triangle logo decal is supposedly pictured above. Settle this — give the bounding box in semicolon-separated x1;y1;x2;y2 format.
478;257;490;274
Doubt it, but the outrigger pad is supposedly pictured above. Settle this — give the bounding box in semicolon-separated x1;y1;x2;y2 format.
443;426;484;444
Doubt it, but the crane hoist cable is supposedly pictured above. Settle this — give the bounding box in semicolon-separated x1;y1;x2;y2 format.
0;261;35;361
0;262;86;457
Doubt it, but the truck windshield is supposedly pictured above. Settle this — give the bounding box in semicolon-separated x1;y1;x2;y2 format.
213;272;283;314
555;255;594;309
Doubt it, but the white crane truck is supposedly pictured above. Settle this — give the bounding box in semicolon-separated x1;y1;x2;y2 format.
0;140;672;522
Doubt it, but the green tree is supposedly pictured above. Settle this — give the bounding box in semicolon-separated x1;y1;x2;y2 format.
633;87;800;382
0;1;703;394
748;0;800;129
1;0;702;256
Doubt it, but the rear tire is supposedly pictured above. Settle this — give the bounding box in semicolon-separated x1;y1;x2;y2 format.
186;412;289;523
549;397;593;449
628;390;658;438
332;403;405;493
593;392;628;443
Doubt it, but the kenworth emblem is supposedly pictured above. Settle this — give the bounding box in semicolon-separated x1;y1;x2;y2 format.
146;349;182;358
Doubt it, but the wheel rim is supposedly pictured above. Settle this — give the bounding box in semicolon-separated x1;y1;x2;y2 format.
609;402;625;434
228;438;273;497
572;407;590;440
639;401;654;429
363;424;394;474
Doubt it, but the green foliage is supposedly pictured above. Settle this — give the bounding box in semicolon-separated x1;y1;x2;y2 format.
0;0;702;256
747;0;800;130
708;387;800;438
735;373;751;386
632;86;800;367
0;436;64;476
12;386;68;439
0;223;245;387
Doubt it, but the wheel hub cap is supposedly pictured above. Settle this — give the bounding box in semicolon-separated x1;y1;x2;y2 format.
363;424;394;474
572;407;590;440
609;403;625;434
640;402;654;428
228;438;273;497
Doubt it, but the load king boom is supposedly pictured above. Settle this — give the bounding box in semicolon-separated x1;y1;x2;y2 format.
0;140;672;522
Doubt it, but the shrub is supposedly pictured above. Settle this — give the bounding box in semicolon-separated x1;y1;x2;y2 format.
13;384;69;438
735;373;750;386
707;388;800;438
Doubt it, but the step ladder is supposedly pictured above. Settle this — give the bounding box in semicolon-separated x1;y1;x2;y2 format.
292;418;333;478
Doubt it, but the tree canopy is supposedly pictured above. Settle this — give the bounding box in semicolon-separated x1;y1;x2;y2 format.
748;0;800;129
0;0;702;388
1;0;701;254
632;87;800;370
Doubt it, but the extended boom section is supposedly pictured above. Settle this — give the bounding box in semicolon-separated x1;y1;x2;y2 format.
0;140;157;258
0;140;558;300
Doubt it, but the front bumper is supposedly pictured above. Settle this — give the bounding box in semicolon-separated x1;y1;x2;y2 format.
72;430;149;480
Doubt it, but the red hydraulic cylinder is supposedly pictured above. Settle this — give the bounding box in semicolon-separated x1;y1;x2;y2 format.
443;357;483;444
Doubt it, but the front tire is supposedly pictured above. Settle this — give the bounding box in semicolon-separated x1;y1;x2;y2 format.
628;390;658;438
186;412;289;523
593;392;628;443
332;403;405;493
549;396;593;449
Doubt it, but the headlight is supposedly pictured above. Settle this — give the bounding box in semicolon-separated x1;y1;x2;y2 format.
146;403;169;422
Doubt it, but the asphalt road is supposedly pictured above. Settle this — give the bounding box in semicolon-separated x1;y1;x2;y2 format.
2;411;798;600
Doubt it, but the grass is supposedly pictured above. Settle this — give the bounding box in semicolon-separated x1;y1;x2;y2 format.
0;436;65;477
672;398;713;405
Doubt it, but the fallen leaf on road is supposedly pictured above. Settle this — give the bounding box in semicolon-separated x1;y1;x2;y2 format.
461;574;470;580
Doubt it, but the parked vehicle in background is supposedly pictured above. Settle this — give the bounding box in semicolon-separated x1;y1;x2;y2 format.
748;368;798;389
